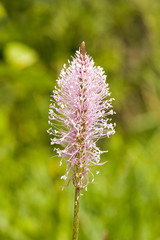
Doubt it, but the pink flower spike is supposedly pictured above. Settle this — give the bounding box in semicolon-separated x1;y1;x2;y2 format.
48;41;115;189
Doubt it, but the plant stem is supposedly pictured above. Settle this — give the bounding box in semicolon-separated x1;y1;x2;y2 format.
72;187;81;240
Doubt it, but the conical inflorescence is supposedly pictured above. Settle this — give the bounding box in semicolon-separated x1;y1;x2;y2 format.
48;42;115;190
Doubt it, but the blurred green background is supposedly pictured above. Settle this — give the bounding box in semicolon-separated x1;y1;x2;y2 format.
0;0;160;239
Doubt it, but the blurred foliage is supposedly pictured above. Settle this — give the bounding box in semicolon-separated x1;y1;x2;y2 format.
0;0;160;239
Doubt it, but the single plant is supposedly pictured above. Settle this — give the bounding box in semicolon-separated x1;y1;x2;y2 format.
48;41;115;240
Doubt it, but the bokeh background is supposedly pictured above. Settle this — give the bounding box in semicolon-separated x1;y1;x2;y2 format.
0;0;160;239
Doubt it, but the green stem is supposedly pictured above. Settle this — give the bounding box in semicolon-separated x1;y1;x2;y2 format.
72;187;81;240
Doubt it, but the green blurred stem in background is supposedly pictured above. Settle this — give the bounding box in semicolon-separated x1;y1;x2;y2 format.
72;188;81;240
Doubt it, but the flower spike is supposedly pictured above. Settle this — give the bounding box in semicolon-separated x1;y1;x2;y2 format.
48;42;115;189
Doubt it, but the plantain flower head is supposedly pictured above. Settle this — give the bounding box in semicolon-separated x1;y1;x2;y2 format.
48;42;115;190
